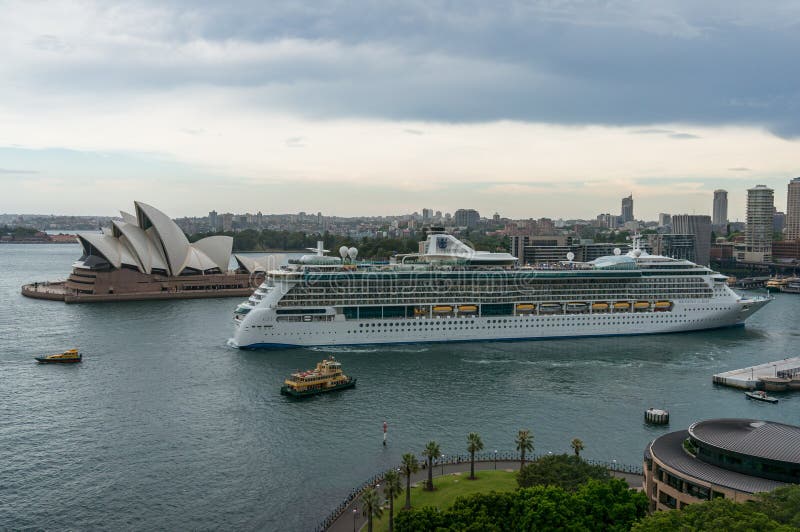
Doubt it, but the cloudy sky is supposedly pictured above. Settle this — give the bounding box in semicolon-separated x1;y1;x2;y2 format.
2;0;799;220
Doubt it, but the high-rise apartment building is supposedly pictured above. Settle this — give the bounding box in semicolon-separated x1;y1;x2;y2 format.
713;189;728;225
786;178;800;240
743;185;774;263
208;210;218;231
671;215;711;266
658;213;671;227
454;209;480;228
621;195;634;223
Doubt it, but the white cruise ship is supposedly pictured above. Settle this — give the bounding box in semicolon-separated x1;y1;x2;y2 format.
231;232;770;349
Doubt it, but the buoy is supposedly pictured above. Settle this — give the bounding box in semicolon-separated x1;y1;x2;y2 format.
644;408;669;425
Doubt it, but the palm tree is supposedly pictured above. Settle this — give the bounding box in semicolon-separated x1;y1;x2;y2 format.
400;453;419;509
571;438;585;458
360;487;383;532
466;432;484;480
515;429;534;471
383;469;403;532
422;441;441;490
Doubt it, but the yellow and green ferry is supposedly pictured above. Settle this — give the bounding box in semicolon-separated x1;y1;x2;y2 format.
280;356;356;397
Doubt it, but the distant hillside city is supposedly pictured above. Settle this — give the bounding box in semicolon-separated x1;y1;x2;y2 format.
3;177;800;271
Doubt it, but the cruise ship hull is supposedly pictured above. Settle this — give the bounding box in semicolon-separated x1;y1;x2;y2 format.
232;298;769;349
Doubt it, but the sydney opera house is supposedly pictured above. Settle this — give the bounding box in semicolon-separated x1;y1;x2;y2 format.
22;201;265;303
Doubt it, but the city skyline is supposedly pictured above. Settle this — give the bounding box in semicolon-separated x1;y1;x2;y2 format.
2;2;800;218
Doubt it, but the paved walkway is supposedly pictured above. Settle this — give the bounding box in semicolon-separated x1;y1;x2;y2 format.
325;459;643;532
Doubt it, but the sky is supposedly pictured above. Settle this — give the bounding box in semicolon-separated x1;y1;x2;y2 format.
1;0;799;220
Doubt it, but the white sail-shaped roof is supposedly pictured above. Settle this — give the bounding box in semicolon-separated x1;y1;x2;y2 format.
74;201;236;276
111;219;168;273
192;236;233;272
77;233;122;269
134;201;190;276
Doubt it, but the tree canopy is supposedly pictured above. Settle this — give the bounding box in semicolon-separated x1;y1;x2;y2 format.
394;478;647;532
517;454;611;492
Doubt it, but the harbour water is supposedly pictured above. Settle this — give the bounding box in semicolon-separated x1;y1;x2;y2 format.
2;244;799;530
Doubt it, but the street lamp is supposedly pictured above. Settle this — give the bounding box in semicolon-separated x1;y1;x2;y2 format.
352;508;358;532
494;450;498;470
612;459;617;471
440;454;445;476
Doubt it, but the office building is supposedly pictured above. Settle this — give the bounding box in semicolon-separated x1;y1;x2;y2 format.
786;178;800;240
453;209;480;228
671;215;711;266
621;195;634;223
658;213;671;228
742;185;774;263
712;190;728;225
648;234;696;263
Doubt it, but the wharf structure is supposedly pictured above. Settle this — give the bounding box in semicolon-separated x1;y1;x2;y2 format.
644;419;800;512
713;357;800;390
21;201;266;303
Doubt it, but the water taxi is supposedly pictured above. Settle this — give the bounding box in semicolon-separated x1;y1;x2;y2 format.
35;349;82;364
281;356;356;398
745;390;778;404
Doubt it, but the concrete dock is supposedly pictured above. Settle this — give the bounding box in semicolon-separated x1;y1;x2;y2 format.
713;357;800;390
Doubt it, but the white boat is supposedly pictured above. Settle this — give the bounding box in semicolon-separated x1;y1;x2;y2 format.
232;233;771;349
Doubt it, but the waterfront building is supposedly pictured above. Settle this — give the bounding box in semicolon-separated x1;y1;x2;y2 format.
786;177;800;240
712;190;728;225
740;185;774;263
671;215;711;266
454;209;480;228
644;419;800;512
621;195;634;223
22;202;264;303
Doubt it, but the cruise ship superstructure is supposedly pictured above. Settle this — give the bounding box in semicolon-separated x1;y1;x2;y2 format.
232;232;770;349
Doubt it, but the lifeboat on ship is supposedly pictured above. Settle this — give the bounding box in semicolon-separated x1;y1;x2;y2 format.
458;305;478;314
516;303;535;314
613;301;630;310
433;305;453;314
654;301;673;311
634;301;651;311
565;302;588;313
591;302;609;312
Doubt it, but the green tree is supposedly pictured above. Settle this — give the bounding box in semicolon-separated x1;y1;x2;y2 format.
400;453;419;509
571;438;585;457
515;429;534;471
517;453;610;491
382;469;403;532
395;478;647;532
466;432;484;480
360;486;383;532
751;485;800;528
422;441;441;491
632;497;793;532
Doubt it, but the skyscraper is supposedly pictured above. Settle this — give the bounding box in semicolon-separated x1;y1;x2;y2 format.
621;195;634;223
712;190;728;225
744;185;774;263
786;177;800;241
671;215;711;266
454;209;480;228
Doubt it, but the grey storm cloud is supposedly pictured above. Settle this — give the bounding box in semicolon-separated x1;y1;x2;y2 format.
9;0;800;136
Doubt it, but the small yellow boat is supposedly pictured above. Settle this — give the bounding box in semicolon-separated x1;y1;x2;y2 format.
634;301;651;310
433;305;453;314
458;305;478;313
613;301;630;310
654;301;672;311
516;303;535;313
35;349;82;364
592;302;609;311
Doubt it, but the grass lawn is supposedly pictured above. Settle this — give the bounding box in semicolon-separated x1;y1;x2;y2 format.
370;469;518;532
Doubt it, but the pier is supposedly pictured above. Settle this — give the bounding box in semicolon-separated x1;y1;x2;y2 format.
712;357;800;390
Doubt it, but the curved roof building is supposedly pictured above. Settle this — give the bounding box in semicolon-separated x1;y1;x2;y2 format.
643;418;800;512
76;201;233;276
